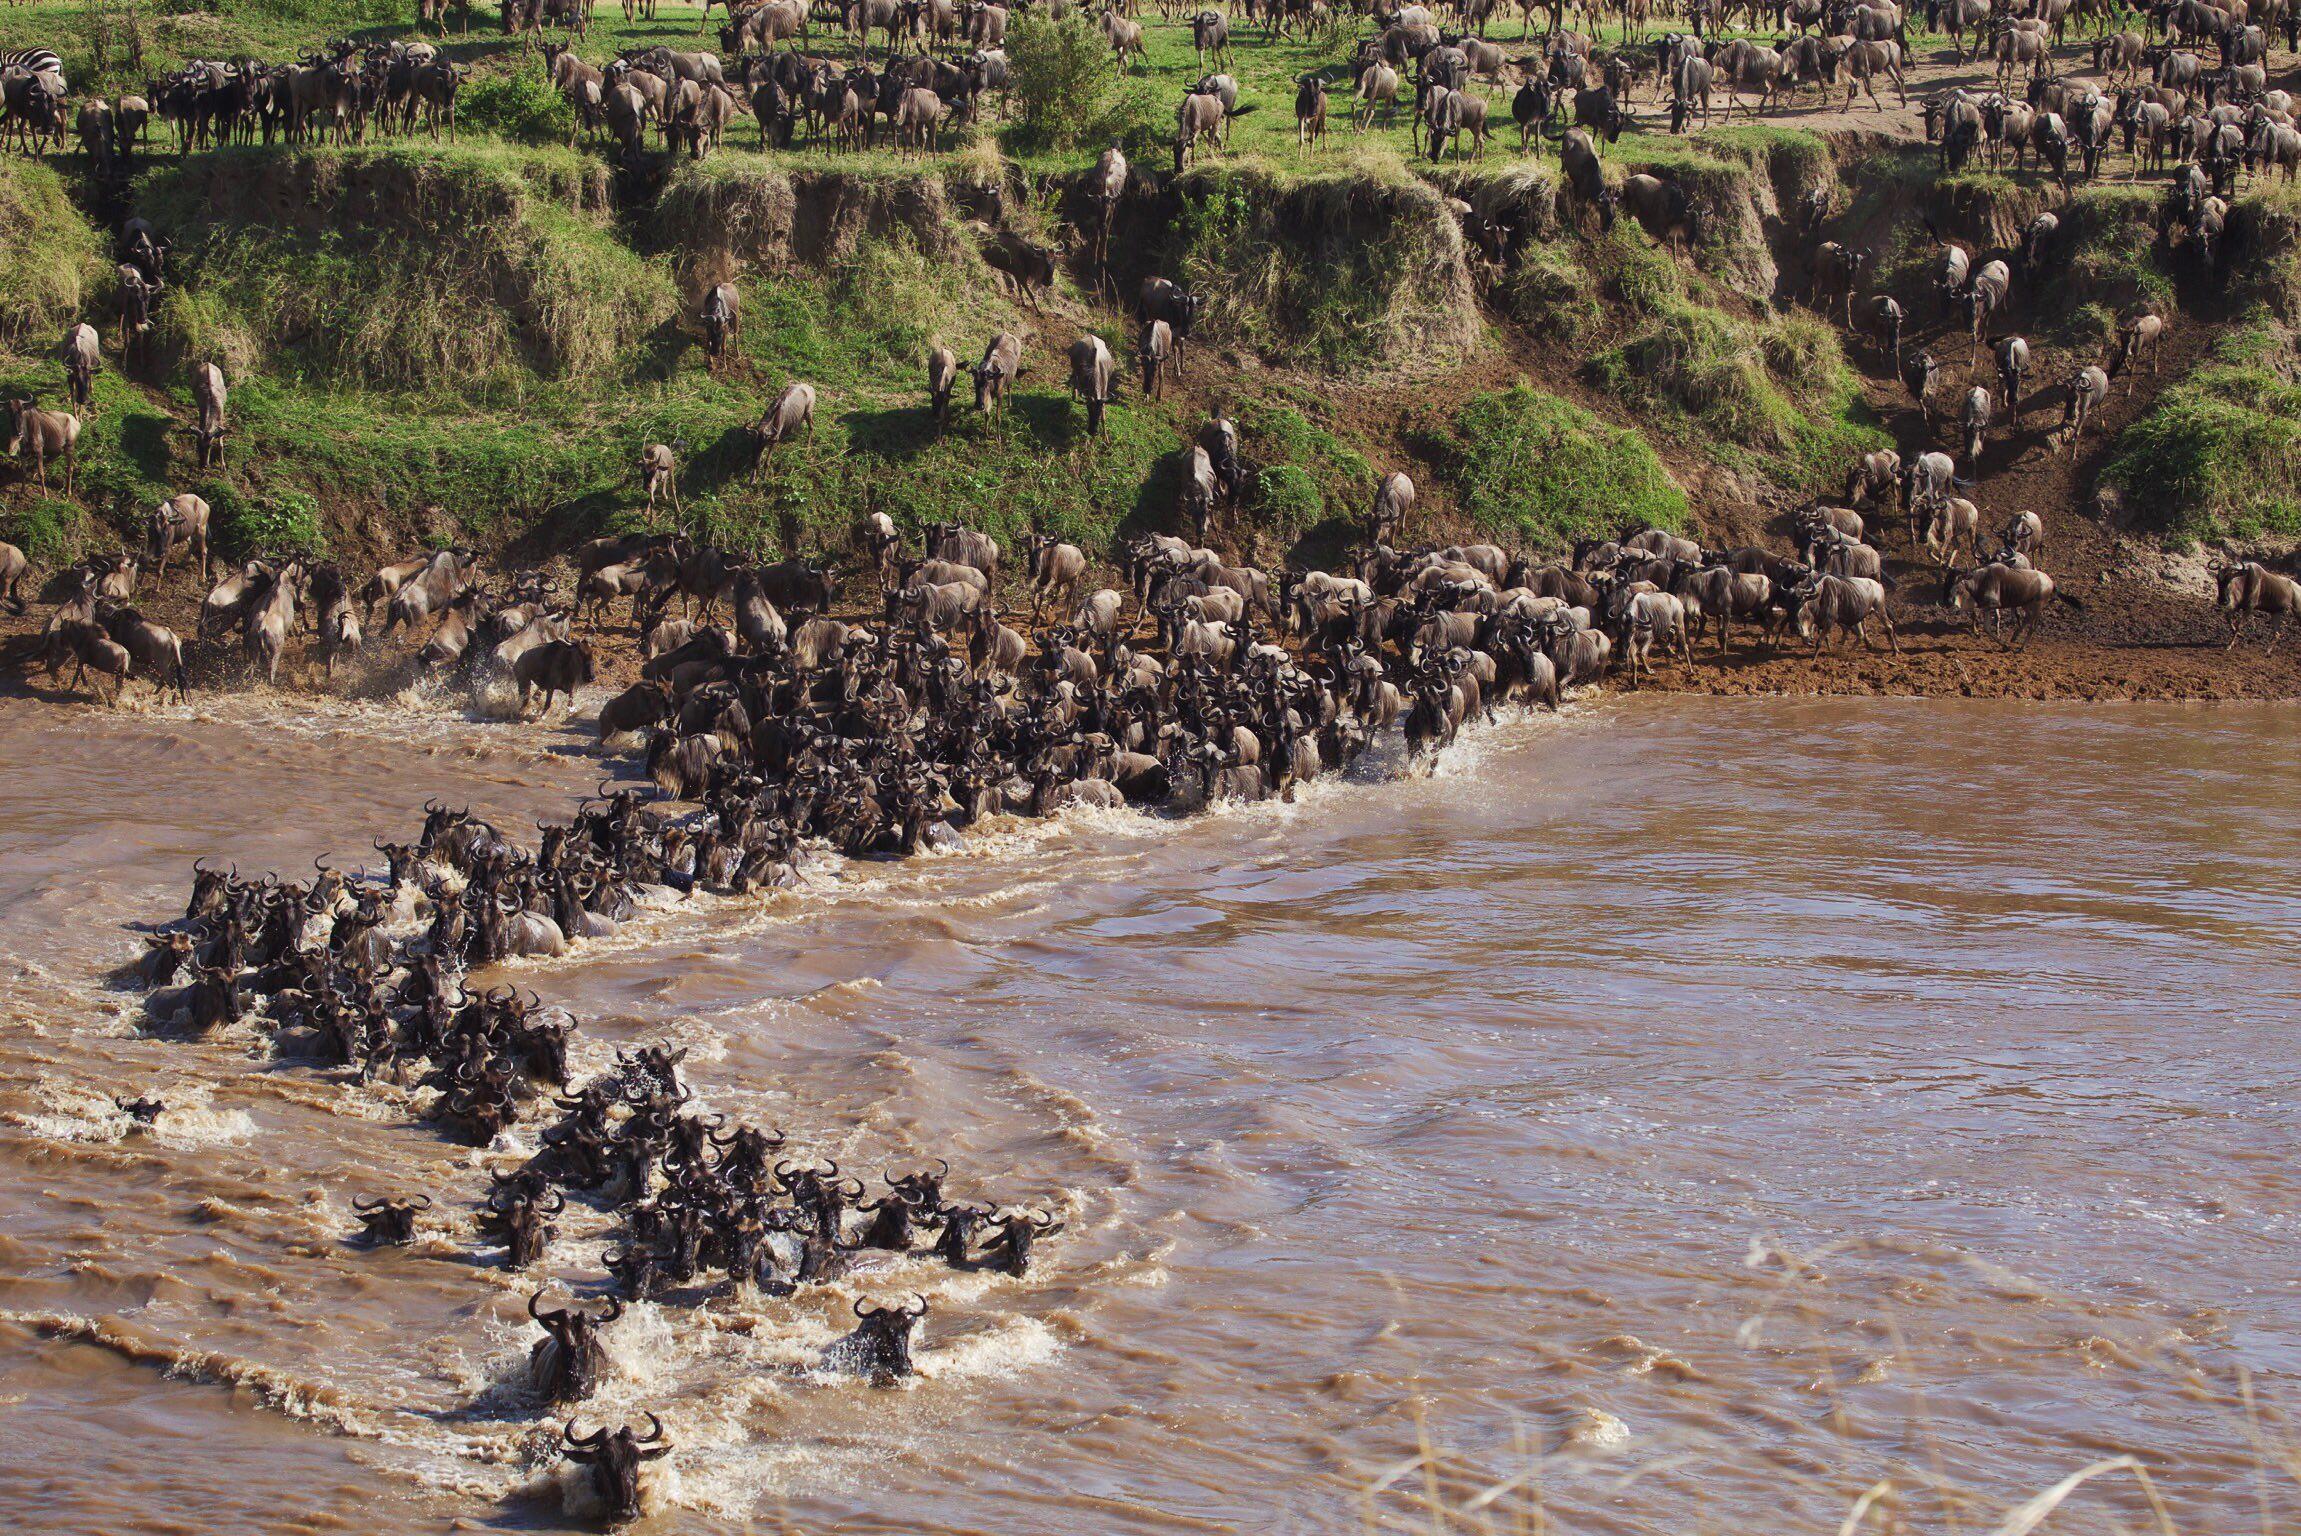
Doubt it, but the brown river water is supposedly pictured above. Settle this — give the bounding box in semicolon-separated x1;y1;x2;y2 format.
2;691;2299;1535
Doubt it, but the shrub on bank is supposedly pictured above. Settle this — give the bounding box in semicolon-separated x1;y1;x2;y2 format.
462;70;578;147
210;484;327;557
9;498;88;567
1007;11;1161;157
2104;357;2301;544
1439;384;1686;549
0;159;104;345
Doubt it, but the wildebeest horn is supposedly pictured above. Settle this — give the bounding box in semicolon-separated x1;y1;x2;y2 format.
902;1292;928;1318
636;1412;666;1446
564;1418;606;1449
193;856;212;875
410;1195;433;1210
853;1297;878;1318
528;1290;562;1322
351;1195;383;1211
593;1296;625;1322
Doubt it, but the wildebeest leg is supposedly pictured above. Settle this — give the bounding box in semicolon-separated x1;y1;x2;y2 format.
2269;615;2288;656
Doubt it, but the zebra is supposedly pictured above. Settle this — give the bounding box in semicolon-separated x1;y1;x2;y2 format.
1;50;69;154
1;49;67;85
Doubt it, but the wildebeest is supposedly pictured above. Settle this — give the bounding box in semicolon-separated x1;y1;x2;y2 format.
147;493;212;583
1024;533;1087;623
191;360;228;469
968;333;1023;415
1992;335;2030;425
351;1193;430;1246
1959;385;1990;475
1901;349;1941;425
638;443;678;521
1140;318;1175;398
1619;174;1703;248
1138;278;1203;373
749;380;817;466
1964;260;2010;363
1809;241;1868;327
242;560;303;685
2109;311;2164;392
2048;366;2110;455
1554;127;1616;231
6;398;81;492
515;639;597;715
699;282;739;360
1066;334;1117;434
1860;294;1905;370
0;540;27;614
59;323;99;409
1793;573;1899;653
1295;71;1327;146
115;265;155;363
2216;562;2301;649
1945;559;2078;644
561;1415;671;1526
1361;472;1418;547
382;549;481;638
925;344;959;428
97;601;189;704
1175;87;1225;169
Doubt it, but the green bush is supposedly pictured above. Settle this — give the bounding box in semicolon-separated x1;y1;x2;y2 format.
1007;10;1161;156
2104;363;2301;543
0;160;105;345
211;485;327;557
1439;383;1685;549
9;498;87;566
1600;301;1797;447
1496;246;1600;340
1254;464;1323;529
461;70;577;147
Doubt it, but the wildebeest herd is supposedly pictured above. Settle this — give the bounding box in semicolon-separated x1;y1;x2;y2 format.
9;0;2301;1516
135;779;1067;1521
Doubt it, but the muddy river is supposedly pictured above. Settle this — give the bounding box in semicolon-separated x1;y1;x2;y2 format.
2;693;2297;1534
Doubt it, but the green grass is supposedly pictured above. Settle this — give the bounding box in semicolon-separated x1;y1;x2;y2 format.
2039;183;2175;349
6;496;89;567
135;142;654;388
1435;382;1686;550
0;157;104;346
2104;349;2301;545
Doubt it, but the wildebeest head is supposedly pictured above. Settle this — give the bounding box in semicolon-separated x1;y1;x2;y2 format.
187;856;234;922
984;1206;1064;1277
350;1192;430;1246
529;1290;623;1403
562;1413;670;1525
849;1293;929;1384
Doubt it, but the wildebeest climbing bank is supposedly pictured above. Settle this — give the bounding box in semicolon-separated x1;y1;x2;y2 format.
1;0;2299;1528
